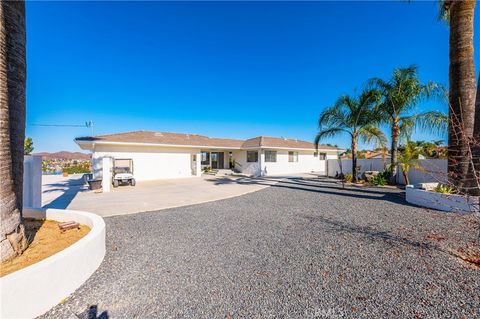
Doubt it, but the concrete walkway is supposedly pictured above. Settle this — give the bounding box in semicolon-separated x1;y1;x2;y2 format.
42;174;293;217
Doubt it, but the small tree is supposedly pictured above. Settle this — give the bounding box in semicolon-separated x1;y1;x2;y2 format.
24;137;33;155
315;89;387;183
395;141;423;185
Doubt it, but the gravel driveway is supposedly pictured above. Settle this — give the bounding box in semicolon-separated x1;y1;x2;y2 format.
42;177;480;318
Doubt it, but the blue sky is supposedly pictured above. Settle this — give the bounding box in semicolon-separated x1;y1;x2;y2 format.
26;1;480;152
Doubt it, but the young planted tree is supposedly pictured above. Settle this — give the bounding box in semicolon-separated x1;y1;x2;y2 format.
439;0;479;195
369;66;447;183
24;137;34;155
315;89;387;183
395;141;423;186
0;1;28;262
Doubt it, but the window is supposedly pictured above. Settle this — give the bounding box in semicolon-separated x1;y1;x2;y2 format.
201;152;210;165
265;150;277;162
247;151;258;163
319;153;327;160
288;151;298;162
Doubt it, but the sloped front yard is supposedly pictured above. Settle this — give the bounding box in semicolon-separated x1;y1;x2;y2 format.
42;178;479;318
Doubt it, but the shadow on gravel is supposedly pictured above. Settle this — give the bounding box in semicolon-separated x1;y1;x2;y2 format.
78;305;109;319
303;214;436;251
207;176;415;207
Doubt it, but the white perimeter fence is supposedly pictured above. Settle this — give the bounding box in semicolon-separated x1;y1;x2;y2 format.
326;158;448;186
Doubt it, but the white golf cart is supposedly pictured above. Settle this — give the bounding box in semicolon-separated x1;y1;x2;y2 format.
112;158;136;187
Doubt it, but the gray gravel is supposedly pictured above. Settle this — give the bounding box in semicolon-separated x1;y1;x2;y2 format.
42;177;480;318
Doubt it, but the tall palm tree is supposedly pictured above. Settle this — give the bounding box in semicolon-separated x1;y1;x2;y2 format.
0;1;28;262
440;0;479;195
369;66;447;183
315;89;387;183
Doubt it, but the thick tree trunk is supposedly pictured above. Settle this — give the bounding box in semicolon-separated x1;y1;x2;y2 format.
390;120;400;184
447;0;478;195
402;168;410;186
472;73;480;194
0;1;27;262
351;136;358;183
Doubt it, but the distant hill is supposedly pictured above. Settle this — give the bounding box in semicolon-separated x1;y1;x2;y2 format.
34;151;91;160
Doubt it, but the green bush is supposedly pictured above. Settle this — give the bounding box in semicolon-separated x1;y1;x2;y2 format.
63;163;91;174
371;174;387;186
378;170;391;181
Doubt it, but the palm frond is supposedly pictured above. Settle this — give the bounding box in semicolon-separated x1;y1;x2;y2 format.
358;125;388;149
438;0;450;22
314;128;349;150
404;111;448;136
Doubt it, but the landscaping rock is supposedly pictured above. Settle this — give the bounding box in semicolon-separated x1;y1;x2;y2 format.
361;170;379;182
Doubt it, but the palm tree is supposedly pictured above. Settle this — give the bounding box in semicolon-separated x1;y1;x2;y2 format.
0;1;28;262
315;89;387;183
395;141;423;186
369;66;447;183
439;0;479;195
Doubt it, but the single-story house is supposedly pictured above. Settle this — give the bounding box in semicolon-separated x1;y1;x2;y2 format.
75;131;342;181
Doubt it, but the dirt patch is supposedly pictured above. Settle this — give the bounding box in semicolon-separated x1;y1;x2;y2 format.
1;219;90;277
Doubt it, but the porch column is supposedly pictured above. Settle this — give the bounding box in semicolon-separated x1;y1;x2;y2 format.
259;149;265;176
102;157;112;192
196;152;202;177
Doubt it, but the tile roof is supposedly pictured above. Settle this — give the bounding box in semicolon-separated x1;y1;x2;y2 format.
75;130;339;150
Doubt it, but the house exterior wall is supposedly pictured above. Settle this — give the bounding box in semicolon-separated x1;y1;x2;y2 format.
232;150;261;176
92;144;201;181
89;143;339;181
261;149;327;176
233;149;337;176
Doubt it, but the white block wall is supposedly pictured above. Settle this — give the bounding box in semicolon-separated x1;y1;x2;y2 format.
92;144;201;182
327;158;388;177
397;159;447;185
327;158;448;185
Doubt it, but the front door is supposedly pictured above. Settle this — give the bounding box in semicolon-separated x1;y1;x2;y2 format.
211;152;224;169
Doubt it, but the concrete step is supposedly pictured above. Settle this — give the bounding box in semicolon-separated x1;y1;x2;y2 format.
214;169;234;176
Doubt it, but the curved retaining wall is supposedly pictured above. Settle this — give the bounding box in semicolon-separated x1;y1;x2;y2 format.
406;186;479;214
0;208;106;318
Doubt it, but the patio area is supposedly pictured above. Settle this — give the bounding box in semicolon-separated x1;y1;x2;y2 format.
41;177;479;318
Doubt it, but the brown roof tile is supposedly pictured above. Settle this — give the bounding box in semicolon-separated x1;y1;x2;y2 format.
76;131;338;150
242;136;338;150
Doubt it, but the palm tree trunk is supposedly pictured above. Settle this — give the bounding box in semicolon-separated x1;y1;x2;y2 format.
0;1;27;262
447;0;478;195
390;120;400;184
472;72;480;194
351;135;358;183
402;168;410;186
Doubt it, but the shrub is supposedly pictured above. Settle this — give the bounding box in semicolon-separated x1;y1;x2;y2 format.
378;170;391;181
434;184;457;194
344;173;353;183
371;174;387;186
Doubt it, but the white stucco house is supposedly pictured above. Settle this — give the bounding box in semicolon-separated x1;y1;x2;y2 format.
75;131;341;181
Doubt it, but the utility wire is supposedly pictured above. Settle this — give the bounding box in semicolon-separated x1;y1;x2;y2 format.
29;121;95;136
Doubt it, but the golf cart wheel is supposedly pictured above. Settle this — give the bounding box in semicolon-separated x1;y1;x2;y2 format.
113;180;119;188
130;178;136;186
